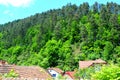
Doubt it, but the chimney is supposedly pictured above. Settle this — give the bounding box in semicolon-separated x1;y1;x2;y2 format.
2;61;5;65
0;60;6;65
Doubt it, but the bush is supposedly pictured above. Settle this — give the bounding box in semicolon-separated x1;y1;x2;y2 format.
3;69;19;78
91;64;120;80
75;66;95;79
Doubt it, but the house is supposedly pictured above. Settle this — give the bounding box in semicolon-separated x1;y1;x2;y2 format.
0;60;13;74
0;60;52;80
14;66;52;79
0;64;14;74
63;71;76;80
47;67;63;79
79;59;106;69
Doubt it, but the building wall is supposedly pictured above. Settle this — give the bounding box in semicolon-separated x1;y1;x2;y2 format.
48;70;59;78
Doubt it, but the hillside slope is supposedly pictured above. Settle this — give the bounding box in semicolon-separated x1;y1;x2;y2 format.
0;2;120;70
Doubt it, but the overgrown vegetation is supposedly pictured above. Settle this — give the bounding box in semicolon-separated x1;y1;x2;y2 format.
75;67;95;79
75;64;120;80
91;64;120;80
3;69;19;78
0;2;120;71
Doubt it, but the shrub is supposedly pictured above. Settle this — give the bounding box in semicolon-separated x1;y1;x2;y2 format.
91;64;120;80
3;69;19;78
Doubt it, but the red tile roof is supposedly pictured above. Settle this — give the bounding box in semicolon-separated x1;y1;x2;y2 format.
0;64;14;74
79;61;94;69
14;66;52;79
48;67;63;74
79;59;106;69
65;71;75;79
94;59;106;64
0;63;52;79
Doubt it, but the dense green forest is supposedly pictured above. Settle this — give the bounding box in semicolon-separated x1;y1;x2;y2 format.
0;2;120;70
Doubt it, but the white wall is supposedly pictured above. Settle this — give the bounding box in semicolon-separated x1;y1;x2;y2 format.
48;70;59;78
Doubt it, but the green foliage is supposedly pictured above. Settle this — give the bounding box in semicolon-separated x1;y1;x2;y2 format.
75;66;95;79
3;69;19;78
0;2;120;71
0;33;3;38
7;46;23;64
57;74;66;79
58;40;74;70
38;39;75;70
103;41;113;60
91;65;120;80
39;39;60;68
114;46;120;64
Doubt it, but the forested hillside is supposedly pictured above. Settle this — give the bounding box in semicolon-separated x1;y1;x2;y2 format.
0;2;120;70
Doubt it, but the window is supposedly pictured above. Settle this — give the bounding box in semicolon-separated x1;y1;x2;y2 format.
52;74;56;77
49;70;52;72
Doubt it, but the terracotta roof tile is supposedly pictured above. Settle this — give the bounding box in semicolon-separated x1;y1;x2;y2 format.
14;66;52;79
48;67;63;74
0;60;52;79
65;71;75;79
79;59;106;69
0;64;14;74
79;61;94;69
94;59;107;64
